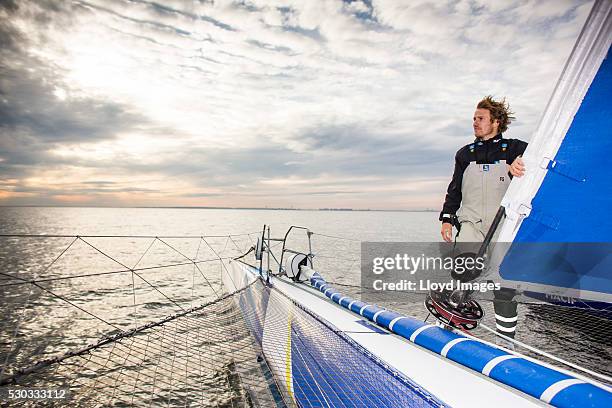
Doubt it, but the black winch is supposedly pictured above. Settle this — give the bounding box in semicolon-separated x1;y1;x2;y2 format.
425;289;484;331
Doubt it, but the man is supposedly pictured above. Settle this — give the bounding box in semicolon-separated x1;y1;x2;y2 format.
439;96;527;341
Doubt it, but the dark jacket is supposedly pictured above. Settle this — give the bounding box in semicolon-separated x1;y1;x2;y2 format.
440;134;527;224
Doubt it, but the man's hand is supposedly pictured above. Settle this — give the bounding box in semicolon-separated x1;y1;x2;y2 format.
509;156;526;177
441;222;453;243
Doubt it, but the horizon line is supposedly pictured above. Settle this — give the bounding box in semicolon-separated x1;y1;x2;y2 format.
0;204;438;212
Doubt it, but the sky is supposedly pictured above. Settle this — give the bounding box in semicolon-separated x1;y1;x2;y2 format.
0;0;593;210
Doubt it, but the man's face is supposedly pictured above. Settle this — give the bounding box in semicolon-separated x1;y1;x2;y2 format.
473;108;499;139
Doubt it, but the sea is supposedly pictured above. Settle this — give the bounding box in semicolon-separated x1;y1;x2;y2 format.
0;207;609;405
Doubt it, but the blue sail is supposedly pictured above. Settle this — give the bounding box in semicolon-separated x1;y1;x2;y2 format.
512;46;611;243
492;0;612;305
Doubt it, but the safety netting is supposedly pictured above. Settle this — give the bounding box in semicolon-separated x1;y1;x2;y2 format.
0;233;284;407
229;264;445;408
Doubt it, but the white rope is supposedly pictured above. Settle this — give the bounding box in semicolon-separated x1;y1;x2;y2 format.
477;323;612;386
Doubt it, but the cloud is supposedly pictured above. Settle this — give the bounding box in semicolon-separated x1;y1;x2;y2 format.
0;1;156;185
0;0;593;209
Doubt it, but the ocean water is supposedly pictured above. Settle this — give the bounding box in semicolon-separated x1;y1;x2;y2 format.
0;206;440;241
0;207;609;404
0;206;439;341
0;207;440;403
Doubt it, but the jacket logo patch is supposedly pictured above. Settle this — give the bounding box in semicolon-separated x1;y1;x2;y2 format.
483;164;489;171
500;176;505;181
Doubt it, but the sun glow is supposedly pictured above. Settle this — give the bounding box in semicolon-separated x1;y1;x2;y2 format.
50;133;182;164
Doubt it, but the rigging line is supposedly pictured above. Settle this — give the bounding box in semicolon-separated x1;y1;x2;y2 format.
78;236;135;271
477;323;612;385
129;238;158;328
324;281;361;288
166;312;181;407
131;272;137;329
1;236;79;379
78;237;186;312
0;271;123;333
89;336;119;400
0;232;260;239
290;336;333;408
219;235;231;256
191;238;203;310
70;349;153;402
148;324;166;408
110;338;136;402
131;237;158;270
311;232;361;242
201;236;239;292
129;331;151;405
0;256;234;288
157;237;219;298
227;235;243;252
343;258;359;280
0;282;255;387
246;232;256;248
233;246;255;261
313;255;359;262
268;247;281;268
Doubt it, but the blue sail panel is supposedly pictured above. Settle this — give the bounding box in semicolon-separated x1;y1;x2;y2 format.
514;46;612;242
500;46;612;296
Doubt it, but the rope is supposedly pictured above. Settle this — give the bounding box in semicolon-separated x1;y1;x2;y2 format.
0;232;260;238
0;271;123;331
311;232;361;242
0;233;251;385
0;232;282;406
200;236;239;292
477;323;612;385
79;237;187;312
0;256;234;288
0;236;79;379
157;237;219;298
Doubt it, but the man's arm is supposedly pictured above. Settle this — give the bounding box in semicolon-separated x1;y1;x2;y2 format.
509;157;525;177
440;149;468;242
507;139;528;178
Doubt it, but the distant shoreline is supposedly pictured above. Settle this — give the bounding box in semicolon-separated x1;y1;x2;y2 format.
0;205;437;213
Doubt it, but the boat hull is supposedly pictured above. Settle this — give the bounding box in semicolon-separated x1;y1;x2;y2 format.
223;261;553;408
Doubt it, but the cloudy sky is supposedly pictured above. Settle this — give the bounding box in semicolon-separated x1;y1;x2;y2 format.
0;0;592;210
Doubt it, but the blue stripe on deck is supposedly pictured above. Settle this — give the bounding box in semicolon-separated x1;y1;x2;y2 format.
488;359;571;400
412;327;462;354
376;311;402;327
444;339;507;372
551;382;612;408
